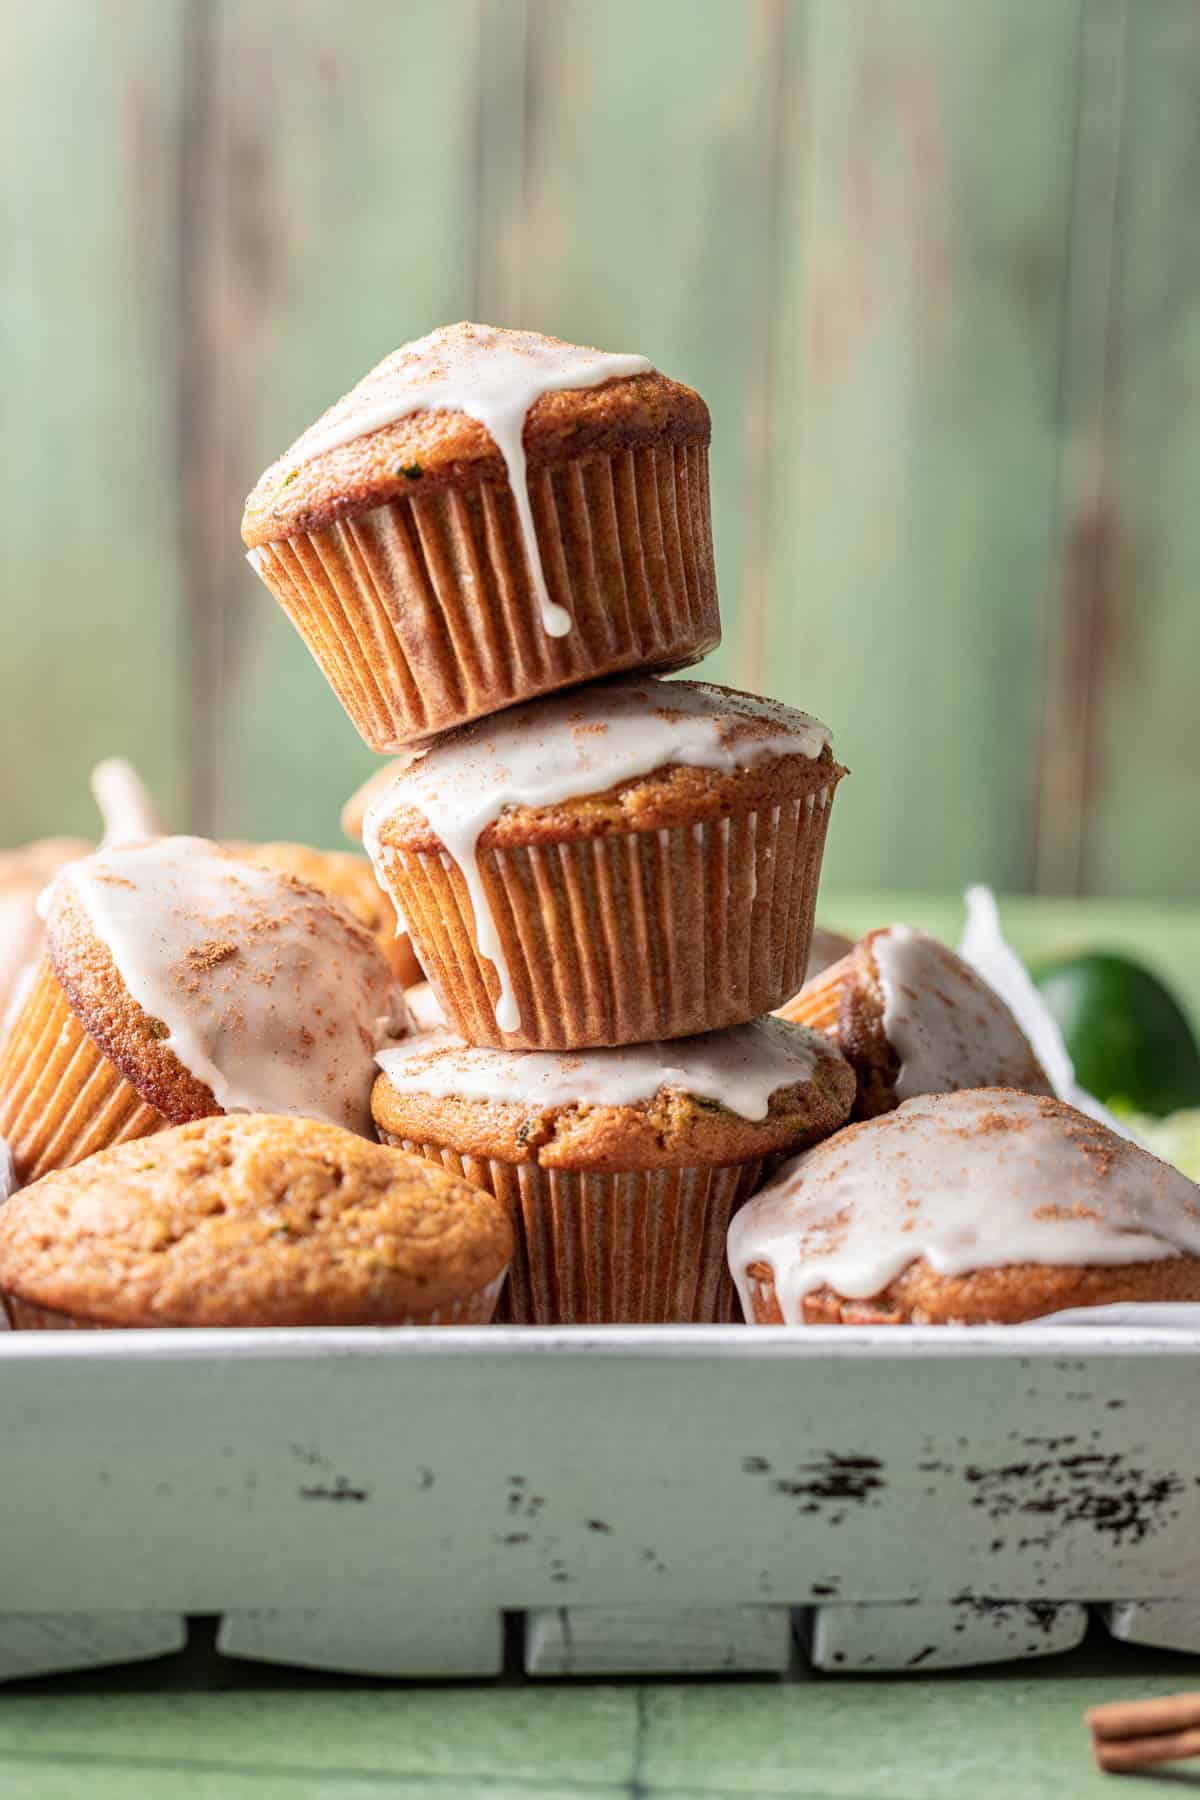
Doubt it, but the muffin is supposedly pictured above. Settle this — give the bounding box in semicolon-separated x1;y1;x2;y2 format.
373;1015;854;1323
0;838;90;1029
242;324;719;749
365;676;844;1050
230;839;422;987
0;837;406;1183
0;1115;511;1327
730;1088;1200;1325
778;923;1053;1119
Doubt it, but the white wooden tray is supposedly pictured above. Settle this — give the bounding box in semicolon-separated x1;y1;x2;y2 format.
2;1326;1196;1680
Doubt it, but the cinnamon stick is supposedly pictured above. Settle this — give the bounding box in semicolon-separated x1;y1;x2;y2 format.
1088;1693;1200;1742
1093;1727;1200;1773
1087;1694;1200;1773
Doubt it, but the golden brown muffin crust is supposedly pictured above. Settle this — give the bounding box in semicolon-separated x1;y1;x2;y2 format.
242;325;710;548
46;886;221;1125
377;750;844;858
372;1030;855;1173
0;1115;512;1326
746;1253;1200;1326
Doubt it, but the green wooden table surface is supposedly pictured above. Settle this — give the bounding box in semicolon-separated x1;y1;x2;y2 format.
4;891;1198;1799
1;1624;1197;1799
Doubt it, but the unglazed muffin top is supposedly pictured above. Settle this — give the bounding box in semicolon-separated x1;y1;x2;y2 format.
728;1087;1200;1323
0;1116;513;1326
781;924;1053;1118
43;837;406;1134
364;676;841;1036
242;322;708;550
372;1018;855;1172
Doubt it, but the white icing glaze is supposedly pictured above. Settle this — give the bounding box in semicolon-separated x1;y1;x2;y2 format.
47;837;405;1135
91;759;165;847
281;324;654;637
364;677;832;1034
403;982;446;1034
958;884;1138;1142
871;924;1051;1102
376;1015;827;1120
729;1087;1200;1321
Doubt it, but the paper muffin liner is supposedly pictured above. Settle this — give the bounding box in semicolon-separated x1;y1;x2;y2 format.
1;1271;507;1330
378;784;836;1050
381;1138;765;1323
248;441;719;750
0;956;167;1184
775;947;855;1035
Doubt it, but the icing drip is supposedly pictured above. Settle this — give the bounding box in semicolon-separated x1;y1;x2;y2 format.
48;837;405;1135
376;1015;827;1121
91;758;165;847
728;1087;1200;1322
364;677;833;1035
284;324;654;637
871;924;1052;1101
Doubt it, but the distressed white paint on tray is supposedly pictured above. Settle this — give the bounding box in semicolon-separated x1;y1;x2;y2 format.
1101;1599;1200;1654
0;1329;1196;1622
805;1599;1088;1673
0;1612;185;1681
218;1604;502;1677
524;1603;792;1676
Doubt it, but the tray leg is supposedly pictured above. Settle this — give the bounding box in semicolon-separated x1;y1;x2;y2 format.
524;1604;793;1677
1101;1600;1200;1653
806;1600;1088;1672
217;1604;503;1678
0;1612;186;1681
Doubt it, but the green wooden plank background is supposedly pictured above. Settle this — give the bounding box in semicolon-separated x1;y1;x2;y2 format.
3;0;1197;899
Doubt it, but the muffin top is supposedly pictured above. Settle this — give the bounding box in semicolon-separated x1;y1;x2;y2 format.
373;1017;855;1172
42;837;406;1134
366;677;838;861
242;322;708;550
782;924;1053;1117
728;1087;1200;1322
365;676;841;1038
0;1116;512;1326
227;839;419;986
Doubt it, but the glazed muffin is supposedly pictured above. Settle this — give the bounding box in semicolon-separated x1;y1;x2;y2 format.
242;324;719;749
373;1016;854;1323
230;839;422;987
730;1088;1200;1325
778;923;1053;1119
0;1115;511;1328
0;838;90;1029
0;836;405;1183
365;676;845;1050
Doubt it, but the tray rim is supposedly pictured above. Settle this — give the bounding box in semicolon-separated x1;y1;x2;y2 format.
0;1322;1197;1362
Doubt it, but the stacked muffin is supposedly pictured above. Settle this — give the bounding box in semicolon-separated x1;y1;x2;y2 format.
241;323;856;1322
